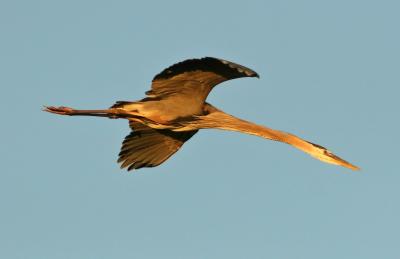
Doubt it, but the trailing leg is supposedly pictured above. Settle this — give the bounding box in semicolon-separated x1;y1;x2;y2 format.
43;106;136;119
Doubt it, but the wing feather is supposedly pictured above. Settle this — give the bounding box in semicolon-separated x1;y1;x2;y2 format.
118;122;197;170
146;57;259;101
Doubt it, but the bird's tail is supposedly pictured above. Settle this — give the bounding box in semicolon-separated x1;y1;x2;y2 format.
110;101;136;108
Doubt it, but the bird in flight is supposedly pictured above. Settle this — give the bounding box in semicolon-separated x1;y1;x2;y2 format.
44;57;359;171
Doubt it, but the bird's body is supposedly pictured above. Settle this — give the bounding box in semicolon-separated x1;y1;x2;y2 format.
44;57;359;171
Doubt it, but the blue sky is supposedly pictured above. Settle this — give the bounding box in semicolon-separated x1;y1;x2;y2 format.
1;0;399;258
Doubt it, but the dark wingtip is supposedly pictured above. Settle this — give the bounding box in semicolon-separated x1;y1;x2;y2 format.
216;57;259;79
153;57;259;81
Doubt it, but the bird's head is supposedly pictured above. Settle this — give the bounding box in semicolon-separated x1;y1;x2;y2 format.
307;142;360;171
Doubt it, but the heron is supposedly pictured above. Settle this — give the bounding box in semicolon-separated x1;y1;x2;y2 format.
44;57;359;171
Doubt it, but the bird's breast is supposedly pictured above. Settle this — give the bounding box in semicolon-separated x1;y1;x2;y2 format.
134;98;205;123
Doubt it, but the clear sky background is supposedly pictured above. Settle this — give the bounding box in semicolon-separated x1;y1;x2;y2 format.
1;0;399;258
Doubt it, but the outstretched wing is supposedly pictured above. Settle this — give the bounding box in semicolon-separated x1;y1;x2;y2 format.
145;57;259;102
118;122;197;170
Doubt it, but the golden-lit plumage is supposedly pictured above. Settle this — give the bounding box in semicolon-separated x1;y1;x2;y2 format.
44;57;359;171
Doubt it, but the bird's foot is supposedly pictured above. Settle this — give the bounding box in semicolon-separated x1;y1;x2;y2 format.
43;106;74;115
